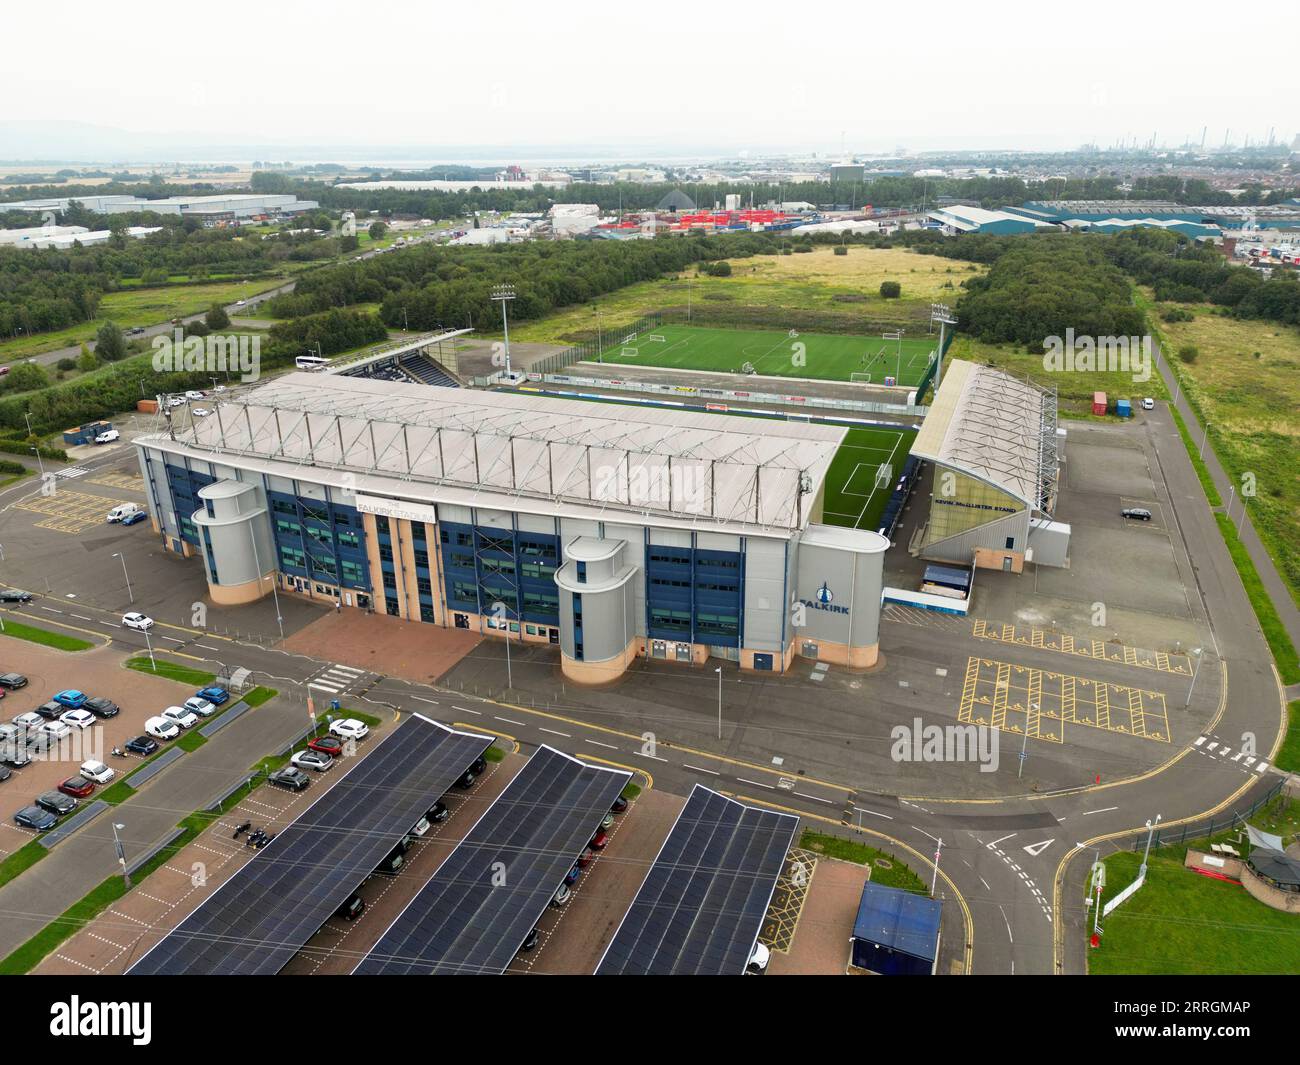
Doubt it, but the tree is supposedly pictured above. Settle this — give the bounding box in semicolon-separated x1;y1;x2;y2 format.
880;281;902;298
205;303;230;331
2;362;48;392
1178;344;1199;364
340;234;359;253
369;221;388;241
77;349;99;372
95;320;127;362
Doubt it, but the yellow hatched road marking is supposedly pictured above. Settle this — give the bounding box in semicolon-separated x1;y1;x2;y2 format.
1128;688;1146;738
991;662;1011;729
1026;670;1043;738
958;657;979;723
1095;684;1111;730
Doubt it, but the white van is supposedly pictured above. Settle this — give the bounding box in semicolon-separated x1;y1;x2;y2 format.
106;503;143;524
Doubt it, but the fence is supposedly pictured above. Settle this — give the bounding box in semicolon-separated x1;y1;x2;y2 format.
910;324;955;403
1132;776;1286;850
530;312;663;376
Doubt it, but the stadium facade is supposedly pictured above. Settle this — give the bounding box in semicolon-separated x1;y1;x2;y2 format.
133;374;888;683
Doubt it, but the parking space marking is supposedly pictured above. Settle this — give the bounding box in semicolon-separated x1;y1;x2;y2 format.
972;618;1191;676
958;656;1171;746
87;472;145;491
14;489;132;535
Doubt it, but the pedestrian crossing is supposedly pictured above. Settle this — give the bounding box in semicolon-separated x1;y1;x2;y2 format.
1192;734;1271;774
307;663;367;695
55;466;92;479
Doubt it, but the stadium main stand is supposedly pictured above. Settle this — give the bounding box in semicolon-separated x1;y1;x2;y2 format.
399;353;459;388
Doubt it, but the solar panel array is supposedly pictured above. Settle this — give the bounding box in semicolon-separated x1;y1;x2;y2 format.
354;746;630;975
596;785;798;975
128;715;494;976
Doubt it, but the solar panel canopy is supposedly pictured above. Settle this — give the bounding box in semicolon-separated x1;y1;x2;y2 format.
354;745;630;975
596;785;798;976
128;714;493;976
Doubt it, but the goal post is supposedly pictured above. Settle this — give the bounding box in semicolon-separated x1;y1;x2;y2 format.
620;347;639;358
647;334;667;342
875;463;894;490
850;371;872;384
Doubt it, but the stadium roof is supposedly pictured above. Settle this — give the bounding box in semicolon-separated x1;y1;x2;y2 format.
910;359;1058;512
127;715;494;976
353;746;629;975
143;372;843;534
851;881;942;962
595;786;798;976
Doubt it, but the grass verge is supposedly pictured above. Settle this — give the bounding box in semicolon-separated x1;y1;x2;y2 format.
0;619;94;651
1274;700;1300;774
1214;513;1300;685
800;828;928;894
1170;405;1223;507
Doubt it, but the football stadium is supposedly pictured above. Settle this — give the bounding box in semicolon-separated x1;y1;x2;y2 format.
595;323;938;386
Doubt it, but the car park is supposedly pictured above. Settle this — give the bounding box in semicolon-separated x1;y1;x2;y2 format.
40;720;73;741
1121;507;1153;521
14;805;57;831
589;829;610;850
550;883;571;908
35;790;77;816
12;711;44;733
0;672;28;689
144;716;180;741
58;776;95;799
575;847;595;869
84;697;120;719
290;749;333;773
428;800;449;824
35;701;65;720
125;735;158;756
518;927;540;954
307;735;345;757
161;705;199;729
409;814;432;838
564;864;581;887
182;696;216;718
0;590;33;605
599;811;615;831
335;895;365;921
79;760;115;784
121;510;147;526
329;718;368;742
611;795;629;814
166;396;186;408
195;686;230;705
122;612;154;630
52;691;89;712
185;390;205;400
59;709;96;730
374;846;405;875
94;429;120;444
25;731;55;755
107;504;143;524
268;766;310;792
455;754;488;789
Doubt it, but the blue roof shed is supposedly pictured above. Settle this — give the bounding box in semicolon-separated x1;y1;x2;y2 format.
850;881;942;975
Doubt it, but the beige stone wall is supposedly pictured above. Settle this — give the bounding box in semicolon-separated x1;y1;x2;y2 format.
973;547;1024;573
561;634;640;685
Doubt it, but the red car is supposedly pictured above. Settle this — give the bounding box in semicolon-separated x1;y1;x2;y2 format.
57;776;95;799
589;830;609;851
307;735;345;757
575;847;596;869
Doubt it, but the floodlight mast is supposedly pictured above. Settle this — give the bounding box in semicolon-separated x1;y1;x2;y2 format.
491;284;516;377
930;302;957;392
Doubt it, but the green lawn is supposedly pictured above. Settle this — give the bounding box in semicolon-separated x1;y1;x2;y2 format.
820;426;913;533
0;619;94;651
595;323;937;386
1276;700;1300;774
1091;849;1300;975
1214;513;1300;685
800;829;928;894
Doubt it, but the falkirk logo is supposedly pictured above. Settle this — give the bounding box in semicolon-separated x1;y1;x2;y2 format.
802;581;849;615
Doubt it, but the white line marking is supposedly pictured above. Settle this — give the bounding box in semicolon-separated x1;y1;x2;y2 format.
538;727;570;738
736;777;773;790
682;764;720;776
1081;806;1118;816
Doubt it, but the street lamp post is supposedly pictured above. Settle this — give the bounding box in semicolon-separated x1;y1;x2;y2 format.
247;521;284;639
1140;814;1162;877
112;822;131;889
142;627;156;671
24;412;44;478
930;837;943;898
1018;705;1036;778
1184;647;1203;708
112;552;134;604
715;666;722;740
491;284;516;377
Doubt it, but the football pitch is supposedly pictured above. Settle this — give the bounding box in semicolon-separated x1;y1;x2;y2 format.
595;324;937;386
821;426;913;533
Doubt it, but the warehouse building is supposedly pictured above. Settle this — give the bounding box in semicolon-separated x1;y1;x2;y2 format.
926;204;1050;235
133;375;889;682
908;360;1069;572
0;193;319;220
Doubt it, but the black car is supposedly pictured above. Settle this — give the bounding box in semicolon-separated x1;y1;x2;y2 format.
84;697;120;719
0;673;27;690
455;755;489;789
125;735;158;756
0;589;33;604
35;790;77;816
374;846;405;875
428;800;450;824
611;795;629;814
268;766;310;792
34;701;65;721
1121;507;1153;521
335;894;365;921
14;805;57;831
518;926;540;954
0;765;11;783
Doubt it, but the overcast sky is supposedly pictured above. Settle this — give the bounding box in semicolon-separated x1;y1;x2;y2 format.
2;0;1294;159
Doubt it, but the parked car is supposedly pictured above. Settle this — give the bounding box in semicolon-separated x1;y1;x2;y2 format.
59;709;96;730
192;407;212;418
107;504;142;524
195;686;230;705
51;692;89;713
611;795;629;814
290;749;333;773
374;847;405;875
0;590;33;604
161;705;198;729
455;754;488;789
550;883;571;908
182;696;216;718
40;720;73;741
121;510;147;527
307;735;345;757
589;829;610;850
35;701;66;720
184;390;205;400
575;847;595;869
79;760;115;784
747;941;771;974
84;696;120;719
428;800;449;824
144;716;180;741
14;805;58;831
58;776;95;799
600;811;615;831
0;765;11;783
125;735;158;756
335;895;365;921
268;766;310;792
329;718;368;742
0;672;28;690
25;731;55;754
564;864;581;887
35;790;78;816
1141;397;1155;411
0;745;31;768
94;429;120;444
122;612;154;631
518;927;540;954
409;815;432;838
1121;507;1153;521
12;711;44;733
0;723;21;746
